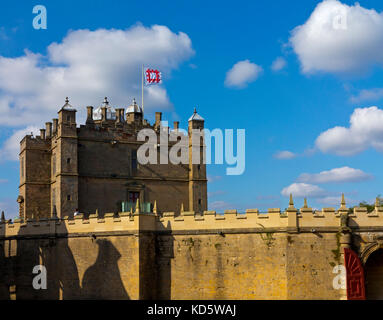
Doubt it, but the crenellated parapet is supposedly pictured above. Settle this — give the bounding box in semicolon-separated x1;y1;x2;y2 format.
0;212;156;238
2;195;383;239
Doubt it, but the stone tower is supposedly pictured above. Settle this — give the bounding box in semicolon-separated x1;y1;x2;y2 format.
52;98;79;217
188;108;207;213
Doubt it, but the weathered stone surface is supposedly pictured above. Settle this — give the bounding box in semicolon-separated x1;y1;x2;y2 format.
0;209;382;300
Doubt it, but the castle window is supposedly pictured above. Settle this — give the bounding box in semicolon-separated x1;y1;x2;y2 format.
132;150;137;170
198;199;201;205
67;115;71;122
198;164;200;171
128;191;140;204
67;158;71;164
67;195;71;201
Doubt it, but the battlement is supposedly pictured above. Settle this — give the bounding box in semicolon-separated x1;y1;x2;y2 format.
32;97;194;144
2;197;383;239
157;204;383;233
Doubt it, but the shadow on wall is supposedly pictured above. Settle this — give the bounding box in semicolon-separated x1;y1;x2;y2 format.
0;218;129;300
81;239;129;299
156;221;174;300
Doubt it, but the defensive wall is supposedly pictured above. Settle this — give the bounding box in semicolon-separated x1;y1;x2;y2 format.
1;197;383;300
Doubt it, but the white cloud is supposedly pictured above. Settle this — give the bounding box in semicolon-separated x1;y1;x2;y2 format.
0;25;194;127
0;126;40;161
297;166;372;184
281;183;327;198
271;57;287;71
350;88;383;104
207;175;222;183
273;150;296;160
289;0;383;74
208;190;226;198
209;200;233;211
316;106;383;156
224;60;263;88
316;195;357;206
0;179;7;183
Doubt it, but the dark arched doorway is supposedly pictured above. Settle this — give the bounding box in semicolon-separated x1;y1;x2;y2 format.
365;249;383;300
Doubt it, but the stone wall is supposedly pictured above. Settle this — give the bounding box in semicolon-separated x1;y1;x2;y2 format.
1;204;383;300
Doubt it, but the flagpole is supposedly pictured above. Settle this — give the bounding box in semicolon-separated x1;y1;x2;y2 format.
141;64;144;123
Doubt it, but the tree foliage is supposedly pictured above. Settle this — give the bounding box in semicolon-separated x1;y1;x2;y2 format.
348;195;383;213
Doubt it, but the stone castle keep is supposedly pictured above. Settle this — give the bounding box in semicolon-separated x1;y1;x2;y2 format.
18;97;207;220
1;97;383;300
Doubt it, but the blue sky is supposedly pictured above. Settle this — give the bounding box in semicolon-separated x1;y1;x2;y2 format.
1;0;383;218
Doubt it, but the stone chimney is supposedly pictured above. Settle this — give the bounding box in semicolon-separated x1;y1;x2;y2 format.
86;106;94;124
116;108;125;124
155;112;162;128
52;119;58;135
46;122;52;138
101;107;107;122
40;129;46;140
174;121;179;131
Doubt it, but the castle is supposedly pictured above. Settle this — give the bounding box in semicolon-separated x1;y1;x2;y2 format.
17;97;207;220
0;98;383;300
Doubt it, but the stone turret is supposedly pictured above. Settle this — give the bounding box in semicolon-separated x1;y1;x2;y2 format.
126;98;142;124
188;108;207;213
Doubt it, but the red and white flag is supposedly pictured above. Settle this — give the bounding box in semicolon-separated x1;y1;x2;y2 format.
144;68;162;85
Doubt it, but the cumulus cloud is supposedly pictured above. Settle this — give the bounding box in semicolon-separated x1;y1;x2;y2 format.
0;25;195;162
271;57;287;71
316;106;383;156
209;200;234;211
281;183;327;198
0;24;194;128
289;0;383;74
316;195;357;206
0;126;40;161
224;60;263;88
207;175;222;183
350;88;383;104
273;150;296;160
297;166;372;184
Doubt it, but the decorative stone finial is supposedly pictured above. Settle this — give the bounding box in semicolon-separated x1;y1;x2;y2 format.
287;193;295;209
375;197;380;208
135;198;141;214
1;211;5;222
62;97;75;111
188;108;204;121
303;198;308;209
341;193;346;208
181;203;184;213
153;200;157;215
104;97;108;105
95;208;99;217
